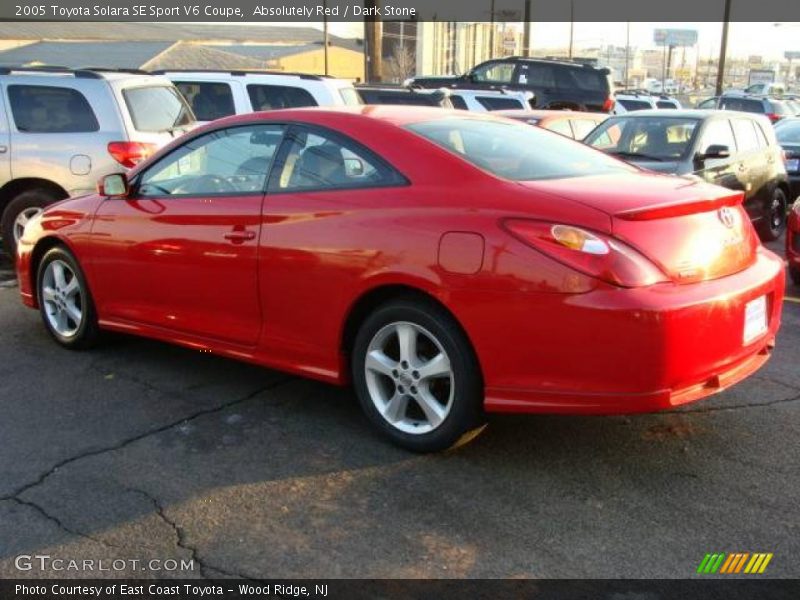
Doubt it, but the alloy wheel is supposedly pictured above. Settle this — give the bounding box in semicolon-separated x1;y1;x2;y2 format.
364;321;455;435
41;259;84;338
13;207;43;244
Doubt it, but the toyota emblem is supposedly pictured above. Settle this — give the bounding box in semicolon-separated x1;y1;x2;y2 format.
718;207;735;228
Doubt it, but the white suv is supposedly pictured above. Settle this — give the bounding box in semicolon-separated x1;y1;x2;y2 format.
0;67;195;256
157;70;362;123
447;89;533;112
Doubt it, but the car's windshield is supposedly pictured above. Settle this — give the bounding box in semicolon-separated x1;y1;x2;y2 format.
406;117;632;181
776;119;800;143
585;116;700;161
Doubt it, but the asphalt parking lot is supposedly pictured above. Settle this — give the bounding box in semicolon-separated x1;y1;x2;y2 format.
0;239;798;580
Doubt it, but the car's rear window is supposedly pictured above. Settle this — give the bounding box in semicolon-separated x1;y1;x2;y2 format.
407;117;631;181
618;99;652;111
8;85;99;133
656;100;678;109
476;96;526;111
174;81;235;121
776;119;800;143
767;100;790;115
720;97;764;113
247;84;318;110
555;67;609;92
123;86;194;133
450;95;468;110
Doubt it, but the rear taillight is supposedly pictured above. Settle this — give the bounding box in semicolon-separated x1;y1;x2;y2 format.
107;141;157;169
504;220;667;288
765;113;782;123
602;96;615;113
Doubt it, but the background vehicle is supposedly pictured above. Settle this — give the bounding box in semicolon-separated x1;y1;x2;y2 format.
356;86;453;108
718;95;793;124
696;96;720;109
160;70;361;124
615;92;658;112
585;110;790;240
494;109;607;139
0;66;194;256
724;82;786;97
775;117;800;201
447;89;532;112
788;199;800;285
407;57;614;112
16;107;784;452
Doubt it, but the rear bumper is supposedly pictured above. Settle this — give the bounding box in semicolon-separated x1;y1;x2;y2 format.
459;247;785;414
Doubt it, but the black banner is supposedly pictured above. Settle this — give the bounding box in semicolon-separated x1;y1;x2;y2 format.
2;580;800;600
4;0;800;22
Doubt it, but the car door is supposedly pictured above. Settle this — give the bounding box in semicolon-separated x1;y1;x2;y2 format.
0;85;10;184
256;124;408;373
89;123;285;346
694;117;740;192
731;117;769;220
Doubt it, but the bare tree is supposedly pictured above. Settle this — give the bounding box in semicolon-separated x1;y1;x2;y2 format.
385;41;416;83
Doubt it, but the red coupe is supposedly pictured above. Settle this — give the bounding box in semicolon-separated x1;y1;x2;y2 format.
16;107;785;452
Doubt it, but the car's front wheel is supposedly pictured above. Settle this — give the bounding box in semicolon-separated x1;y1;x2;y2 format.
37;246;99;349
756;187;787;241
352;297;485;452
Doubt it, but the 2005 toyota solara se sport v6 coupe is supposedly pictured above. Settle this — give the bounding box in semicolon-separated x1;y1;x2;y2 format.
16;106;785;452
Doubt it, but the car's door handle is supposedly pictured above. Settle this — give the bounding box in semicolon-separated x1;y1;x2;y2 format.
224;230;256;243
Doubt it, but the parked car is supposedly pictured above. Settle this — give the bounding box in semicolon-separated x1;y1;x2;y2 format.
17;107;784;452
788;198;800;286
356;86;453;108
407;57;615;113
696;96;720;109
0;66;195;256
724;82;786;97
718;95;793;124
584;110;790;240
447;89;533;112
775;117;800;201
493;109;607;139
655;96;682;109
615;93;658;112
159;70;362;124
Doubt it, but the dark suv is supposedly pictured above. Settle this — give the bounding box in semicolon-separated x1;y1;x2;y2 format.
584;110;790;241
408;57;614;113
717;95;793;124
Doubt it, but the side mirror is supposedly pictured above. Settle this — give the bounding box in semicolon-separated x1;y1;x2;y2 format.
698;144;731;161
98;173;129;197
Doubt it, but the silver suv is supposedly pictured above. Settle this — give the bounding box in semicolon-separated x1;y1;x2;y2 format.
0;67;195;256
156;70;362;124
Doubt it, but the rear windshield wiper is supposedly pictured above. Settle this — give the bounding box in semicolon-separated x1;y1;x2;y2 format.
609;150;665;162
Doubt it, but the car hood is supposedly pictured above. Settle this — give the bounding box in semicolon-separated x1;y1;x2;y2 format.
626;160;683;174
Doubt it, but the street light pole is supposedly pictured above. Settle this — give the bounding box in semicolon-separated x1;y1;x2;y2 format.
715;0;732;96
624;21;630;88
323;0;329;76
568;0;574;59
522;0;532;57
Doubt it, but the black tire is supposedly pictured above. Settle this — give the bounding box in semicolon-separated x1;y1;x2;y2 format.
1;188;63;257
790;265;800;287
756;187;787;242
352;297;485;453
36;246;100;350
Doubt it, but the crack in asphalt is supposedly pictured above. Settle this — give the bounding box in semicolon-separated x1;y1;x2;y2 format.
7;496;116;549
1;375;295;503
673;391;800;414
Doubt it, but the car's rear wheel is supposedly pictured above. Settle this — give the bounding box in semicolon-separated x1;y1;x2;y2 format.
37;246;99;349
756;187;787;241
1;189;63;257
352;298;485;452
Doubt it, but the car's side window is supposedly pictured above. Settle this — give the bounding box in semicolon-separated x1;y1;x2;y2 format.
137;124;285;197
699;119;737;155
472;62;515;84
732;119;760;153
174;81;236;121
571;119;600;140
7;85;99;133
247;84;317;110
518;63;556;87
269;127;405;193
543;119;574;138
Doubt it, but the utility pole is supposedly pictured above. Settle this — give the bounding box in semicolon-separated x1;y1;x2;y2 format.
522;0;532;57
568;0;574;59
716;0;731;95
322;0;329;76
489;0;496;58
624;21;630;88
364;1;382;83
